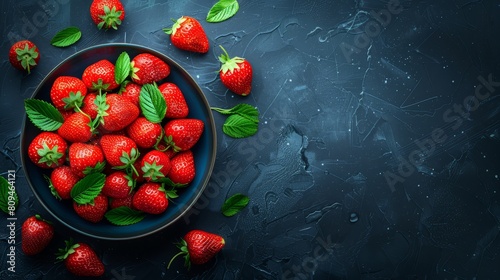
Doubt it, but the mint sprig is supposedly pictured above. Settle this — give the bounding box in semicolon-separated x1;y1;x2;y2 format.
51;27;82;47
211;104;259;138
105;206;145;226
70;173;106;205
115;52;131;85
24;99;64;131
207;0;239;23
139;83;167;123
0;176;19;214
221;193;249;217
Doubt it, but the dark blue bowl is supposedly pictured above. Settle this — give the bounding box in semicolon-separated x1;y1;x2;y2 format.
20;43;216;240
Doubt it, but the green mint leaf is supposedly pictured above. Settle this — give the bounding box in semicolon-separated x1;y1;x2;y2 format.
115;52;131;85
222;114;258;138
24;99;64;131
50;26;82;47
139;83;167;123
221;193;249;217
0;175;19;215
105;206;145;226
212;103;259;121
207;0;239;23
70;173;106;205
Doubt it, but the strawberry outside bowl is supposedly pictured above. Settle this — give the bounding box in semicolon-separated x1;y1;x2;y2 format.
20;43;217;240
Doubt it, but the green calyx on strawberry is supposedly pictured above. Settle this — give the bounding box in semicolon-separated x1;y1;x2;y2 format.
90;0;125;30
28;132;67;169
56;239;105;277
219;46;245;75
218;46;253;96
98;5;123;30
163;16;209;54
9;40;40;74
141;150;171;182
100;135;140;176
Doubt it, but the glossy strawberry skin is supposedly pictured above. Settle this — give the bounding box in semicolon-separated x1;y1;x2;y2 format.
102;171;132;198
120;82;142;107
101;94;140;132
50;76;87;110
220;59;253;96
81;93;99;119
184;230;225;265
90;0;125;30
50;166;80;199
164;119;204;151
68;143;105;178
9;40;40;74
21;215;54;256
57;112;93;143
100;134;138;167
158;82;189;118
141;150;171;182
131;53;170;85
132;182;168;214
73;194;108;223
109;193;134;209
166;16;209;53
126;117;162;149
63;242;105;277
82;59;119;91
168;150;195;185
28;132;67;169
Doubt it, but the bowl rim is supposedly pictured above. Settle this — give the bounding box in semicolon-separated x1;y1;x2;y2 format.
20;42;217;240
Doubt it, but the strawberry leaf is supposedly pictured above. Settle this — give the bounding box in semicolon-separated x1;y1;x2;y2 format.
207;0;239;23
105;206;145;226
70;173;106;205
221;193;249;217
50;26;82;47
139;84;167;123
212;103;258;122
0;176;19;215
222;114;258;138
24;99;64;131
115;52;131;85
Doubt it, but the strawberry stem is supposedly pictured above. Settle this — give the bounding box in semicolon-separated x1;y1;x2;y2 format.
167;251;186;269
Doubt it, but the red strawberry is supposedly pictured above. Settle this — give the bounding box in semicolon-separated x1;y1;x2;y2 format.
109;193;134;209
164;119;204;152
68;143;105;177
168;150;195;185
82;59;119;91
164;16;209;53
81;92;99;119
132;182;170;214
101;94;140;132
167;230;225;269
28;132;67;169
21;215;54;256
126;117;162;149
9;40;40;74
141;150;171;182
50;76;88;110
102;171;134;198
57;240;104;277
100;135;139;176
58;109;74;120
218;46;253;96
158;82;189;118
120;82;142;106
130;53;170;85
90;0;125;30
49;166;80;199
57;112;93;143
73;193;108;223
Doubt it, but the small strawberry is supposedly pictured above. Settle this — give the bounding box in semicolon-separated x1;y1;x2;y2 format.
90;0;125;30
49;166;80;199
130;53;170;85
126;117;162;149
68;143;105;177
120;82;142;106
141;150;171;182
57;112;93;143
100;135;139;175
102;171;134;198
101;94;140;132
167;230;225;269
164;119;204;152
81;92;99;119
21;215;54;256
158;82;189;118
163;16;209;53
28;132;67;169
168;150;195;185
218;46;253;96
57;239;105;277
50;76;88;110
109;193;134;209
9;40;40;74
73;193;108;223
132;182;172;214
82;59;119;91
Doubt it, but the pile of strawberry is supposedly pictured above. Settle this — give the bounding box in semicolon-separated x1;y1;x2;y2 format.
25;51;205;225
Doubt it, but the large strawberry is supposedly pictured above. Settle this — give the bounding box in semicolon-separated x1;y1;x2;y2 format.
101;94;139;132
102;171;133;198
158;82;189;118
73;193;108;223
100;135;139;176
49;166;80;199
132;182;171;214
50;76;88;110
164;119;204;152
141;150;171;182
68;143;105;177
120;82;142;106
168;230;225;269
168;150;195;185
126;117;162;149
28;132;67;169
57;112;93;143
218;46;253;96
82;59;119;91
90;0;125;30
21;215;54;256
164;16;209;53
57;240;105;277
9;40;40;74
130;53;170;85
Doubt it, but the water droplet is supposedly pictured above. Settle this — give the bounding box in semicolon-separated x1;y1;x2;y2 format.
349;212;359;223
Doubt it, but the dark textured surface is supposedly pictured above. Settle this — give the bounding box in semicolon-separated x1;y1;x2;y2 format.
1;0;500;279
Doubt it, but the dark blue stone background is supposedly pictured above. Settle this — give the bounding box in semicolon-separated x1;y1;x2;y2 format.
1;0;500;279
